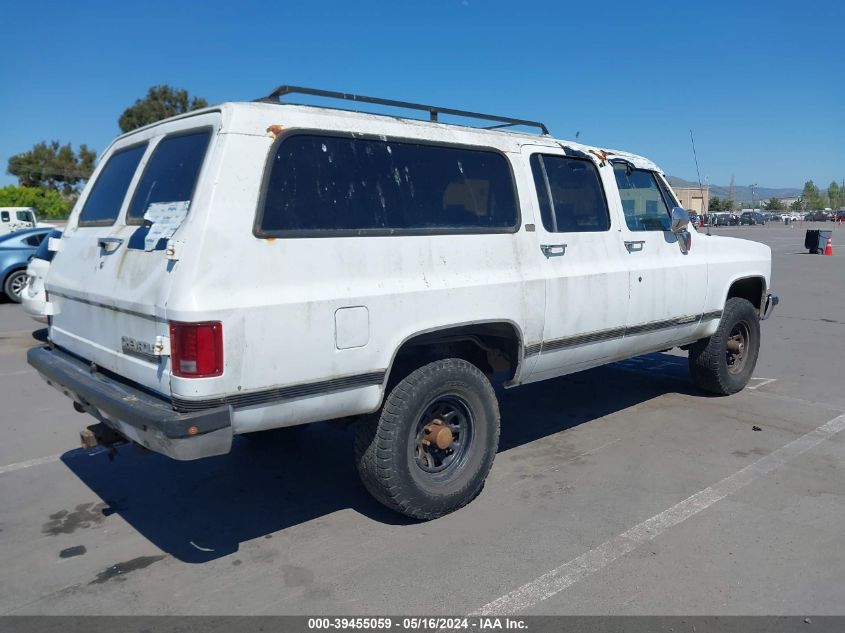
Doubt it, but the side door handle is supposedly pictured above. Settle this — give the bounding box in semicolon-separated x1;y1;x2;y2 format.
540;243;567;258
97;237;124;254
624;240;645;253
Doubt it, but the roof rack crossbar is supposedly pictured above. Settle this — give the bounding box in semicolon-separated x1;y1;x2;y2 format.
258;85;549;135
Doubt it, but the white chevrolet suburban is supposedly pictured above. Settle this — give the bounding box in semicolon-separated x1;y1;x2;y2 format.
29;87;778;519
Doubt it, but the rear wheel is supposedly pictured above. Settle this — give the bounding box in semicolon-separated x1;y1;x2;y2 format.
354;358;500;520
688;297;761;395
3;270;27;303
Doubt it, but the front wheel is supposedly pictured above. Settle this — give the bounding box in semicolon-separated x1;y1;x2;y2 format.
688;297;761;395
354;358;500;520
4;270;28;303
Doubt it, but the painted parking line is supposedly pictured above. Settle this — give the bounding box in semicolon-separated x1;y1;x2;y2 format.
0;454;62;475
472;411;845;616
747;377;778;390
0;369;36;378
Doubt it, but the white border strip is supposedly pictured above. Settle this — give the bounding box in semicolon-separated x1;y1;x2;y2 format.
473;412;845;616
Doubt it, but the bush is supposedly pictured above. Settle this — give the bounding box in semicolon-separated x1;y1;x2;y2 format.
0;185;72;220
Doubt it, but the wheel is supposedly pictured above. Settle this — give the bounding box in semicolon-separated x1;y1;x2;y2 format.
354;358;500;520
688;297;761;395
3;270;28;303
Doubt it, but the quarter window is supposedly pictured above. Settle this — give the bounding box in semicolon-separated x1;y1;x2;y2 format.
258;134;519;235
1;211;8;222
530;154;610;232
78;144;146;226
613;165;672;231
127;130;211;223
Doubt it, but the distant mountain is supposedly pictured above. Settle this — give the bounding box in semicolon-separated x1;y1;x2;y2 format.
667;176;801;203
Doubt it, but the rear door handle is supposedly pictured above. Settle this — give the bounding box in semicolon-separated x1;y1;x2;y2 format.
624;240;645;252
540;243;567;258
97;237;124;253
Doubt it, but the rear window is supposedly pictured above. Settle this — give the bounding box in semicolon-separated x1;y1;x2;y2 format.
257;134;519;236
126;130;211;223
78;144;146;226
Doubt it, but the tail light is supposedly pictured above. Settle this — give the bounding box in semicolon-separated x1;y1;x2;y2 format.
169;321;223;378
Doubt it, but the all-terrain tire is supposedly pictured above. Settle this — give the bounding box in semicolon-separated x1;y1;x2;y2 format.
688;297;761;395
354;358;500;520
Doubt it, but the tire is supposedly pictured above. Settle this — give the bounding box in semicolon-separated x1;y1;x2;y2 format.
354;358;500;520
688;297;761;395
3;270;28;303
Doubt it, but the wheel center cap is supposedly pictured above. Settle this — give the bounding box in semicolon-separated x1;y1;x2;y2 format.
422;420;453;450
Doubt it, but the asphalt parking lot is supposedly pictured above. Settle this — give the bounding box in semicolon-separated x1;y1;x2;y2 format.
0;222;843;616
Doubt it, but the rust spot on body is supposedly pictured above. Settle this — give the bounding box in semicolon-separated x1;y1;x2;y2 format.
266;125;285;140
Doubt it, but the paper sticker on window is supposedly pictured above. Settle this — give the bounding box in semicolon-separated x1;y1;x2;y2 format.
143;201;190;251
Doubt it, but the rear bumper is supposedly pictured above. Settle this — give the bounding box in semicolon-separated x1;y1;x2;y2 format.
762;293;779;320
27;346;233;460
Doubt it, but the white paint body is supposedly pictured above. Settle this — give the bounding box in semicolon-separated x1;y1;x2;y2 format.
42;102;772;442
0;207;37;235
21;256;49;323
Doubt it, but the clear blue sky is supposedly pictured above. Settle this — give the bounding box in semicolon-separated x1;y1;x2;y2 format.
1;0;843;190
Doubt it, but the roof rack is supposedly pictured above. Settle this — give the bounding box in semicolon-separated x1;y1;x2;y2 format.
257;85;550;135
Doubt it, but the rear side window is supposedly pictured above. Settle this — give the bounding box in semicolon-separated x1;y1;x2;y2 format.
78;145;146;226
1;211;8;222
34;230;62;262
530;154;610;232
127;130;211;223
258;134;519;236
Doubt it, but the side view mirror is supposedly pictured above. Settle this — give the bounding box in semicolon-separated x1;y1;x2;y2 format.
671;207;690;233
670;207;692;254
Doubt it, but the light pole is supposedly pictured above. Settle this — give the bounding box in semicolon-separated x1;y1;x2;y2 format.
751;183;757;213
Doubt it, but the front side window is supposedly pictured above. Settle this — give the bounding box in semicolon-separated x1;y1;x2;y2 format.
258;134;519;235
16;210;34;223
613;165;671;231
530;154;610;232
127;130;211;223
78;144;146;226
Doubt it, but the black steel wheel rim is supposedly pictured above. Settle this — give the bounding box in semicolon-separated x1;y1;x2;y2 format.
412;395;474;476
726;320;751;374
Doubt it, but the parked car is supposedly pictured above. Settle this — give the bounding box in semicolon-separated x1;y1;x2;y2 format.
27;86;778;520
836;210;845;222
22;229;63;322
740;211;766;225
688;212;701;228
0;207;38;236
0;227;52;302
805;210;832;222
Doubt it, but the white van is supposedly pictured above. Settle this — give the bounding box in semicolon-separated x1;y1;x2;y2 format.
0;207;37;235
29;87;777;519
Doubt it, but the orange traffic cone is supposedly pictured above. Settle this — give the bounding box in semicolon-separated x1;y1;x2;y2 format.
824;236;833;256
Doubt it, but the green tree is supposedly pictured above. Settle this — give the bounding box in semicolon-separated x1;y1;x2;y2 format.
790;198;804;211
722;197;736;212
119;85;208;133
828;181;844;209
7;141;95;194
708;196;724;213
764;197;784;211
0;185;72;219
801;180;826;210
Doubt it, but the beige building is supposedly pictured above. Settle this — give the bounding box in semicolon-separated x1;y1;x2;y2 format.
672;187;710;214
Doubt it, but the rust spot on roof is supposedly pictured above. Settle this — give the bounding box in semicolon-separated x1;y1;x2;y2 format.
588;149;615;167
266;125;285;140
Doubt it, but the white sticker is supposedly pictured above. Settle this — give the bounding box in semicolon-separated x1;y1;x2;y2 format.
143;201;190;251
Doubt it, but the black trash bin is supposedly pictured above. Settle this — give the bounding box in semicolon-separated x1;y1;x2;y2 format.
805;229;832;254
